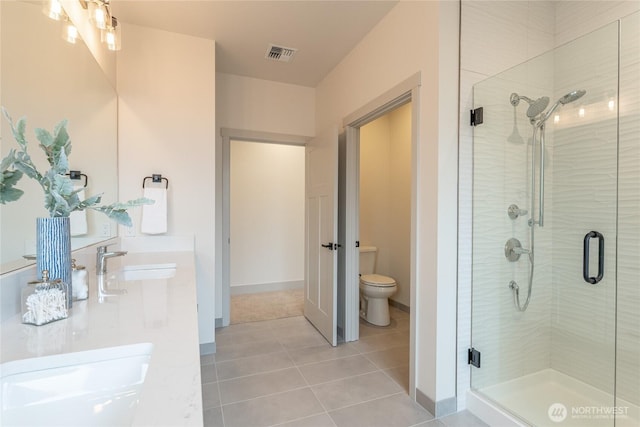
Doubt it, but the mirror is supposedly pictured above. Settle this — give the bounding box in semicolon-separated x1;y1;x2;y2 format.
1;1;118;274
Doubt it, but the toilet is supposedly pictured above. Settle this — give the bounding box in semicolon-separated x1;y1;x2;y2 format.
359;246;397;326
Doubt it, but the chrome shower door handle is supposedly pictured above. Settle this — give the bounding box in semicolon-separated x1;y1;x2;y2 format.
583;231;604;284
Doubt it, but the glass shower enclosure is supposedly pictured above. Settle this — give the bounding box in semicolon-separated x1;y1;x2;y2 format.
471;12;639;427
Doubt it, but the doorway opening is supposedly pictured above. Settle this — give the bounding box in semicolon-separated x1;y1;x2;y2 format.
357;101;412;391
228;140;305;324
340;72;420;399
219;129;311;327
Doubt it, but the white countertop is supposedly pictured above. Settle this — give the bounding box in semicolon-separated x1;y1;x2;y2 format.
0;251;203;426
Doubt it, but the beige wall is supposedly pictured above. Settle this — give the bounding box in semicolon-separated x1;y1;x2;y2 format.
316;1;460;407
230;141;305;289
117;24;216;345
360;103;412;307
216;73;315;136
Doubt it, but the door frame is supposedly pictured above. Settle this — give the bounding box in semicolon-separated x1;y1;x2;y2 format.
342;72;421;399
219;128;311;327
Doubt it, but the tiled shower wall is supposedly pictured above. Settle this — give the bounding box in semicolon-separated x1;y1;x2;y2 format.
458;1;640;410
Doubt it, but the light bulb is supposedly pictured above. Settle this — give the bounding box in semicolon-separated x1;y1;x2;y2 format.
44;0;64;21
89;1;110;30
94;8;107;29
106;31;116;49
553;115;560;124
578;108;585;118
101;17;121;51
608;99;615;111
62;21;80;44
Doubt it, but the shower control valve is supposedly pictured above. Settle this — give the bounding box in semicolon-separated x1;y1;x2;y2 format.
505;238;529;262
508;204;528;220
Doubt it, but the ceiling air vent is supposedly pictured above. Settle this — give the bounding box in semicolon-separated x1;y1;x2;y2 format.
265;44;297;63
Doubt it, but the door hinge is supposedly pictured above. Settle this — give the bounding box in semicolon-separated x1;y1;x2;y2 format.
470;107;484;126
355;241;360;248
468;348;481;368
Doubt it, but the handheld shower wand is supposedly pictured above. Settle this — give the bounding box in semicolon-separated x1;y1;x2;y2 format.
508;89;586;312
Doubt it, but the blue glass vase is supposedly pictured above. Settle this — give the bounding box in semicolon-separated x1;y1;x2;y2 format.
36;217;72;308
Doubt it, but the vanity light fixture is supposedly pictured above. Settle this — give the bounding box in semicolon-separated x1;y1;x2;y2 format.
43;0;122;50
86;0;122;50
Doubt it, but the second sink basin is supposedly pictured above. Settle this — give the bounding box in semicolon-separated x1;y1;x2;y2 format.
121;263;177;281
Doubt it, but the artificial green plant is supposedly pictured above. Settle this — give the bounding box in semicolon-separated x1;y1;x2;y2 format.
0;109;151;226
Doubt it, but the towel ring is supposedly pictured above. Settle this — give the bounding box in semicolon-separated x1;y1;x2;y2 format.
143;174;169;189
66;170;88;188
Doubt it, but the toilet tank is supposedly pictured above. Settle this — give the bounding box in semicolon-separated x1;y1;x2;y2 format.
359;246;377;275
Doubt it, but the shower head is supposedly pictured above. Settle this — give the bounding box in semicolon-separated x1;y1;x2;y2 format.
558;89;586;105
510;93;550;119
538;89;587;125
526;97;550;118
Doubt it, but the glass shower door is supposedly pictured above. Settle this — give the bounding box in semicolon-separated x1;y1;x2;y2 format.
470;21;619;427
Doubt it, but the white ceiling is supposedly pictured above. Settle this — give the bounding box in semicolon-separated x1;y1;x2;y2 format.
111;1;398;87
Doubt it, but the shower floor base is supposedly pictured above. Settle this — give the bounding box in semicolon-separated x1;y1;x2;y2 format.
471;369;638;427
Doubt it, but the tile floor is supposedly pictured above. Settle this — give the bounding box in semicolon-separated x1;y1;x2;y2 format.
201;308;487;427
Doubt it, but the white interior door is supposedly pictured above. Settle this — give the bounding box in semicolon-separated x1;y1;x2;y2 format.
305;127;339;346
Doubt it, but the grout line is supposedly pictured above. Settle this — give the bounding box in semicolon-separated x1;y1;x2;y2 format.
214;343;285;364
292;348;363;368
379;364;411;393
218;384;312;407
326;391;409;413
213;362;226;427
284;342;339;427
217;365;300;384
270;412;337;427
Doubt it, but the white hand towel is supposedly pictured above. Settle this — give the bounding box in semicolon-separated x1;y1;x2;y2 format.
70;185;88;236
141;187;168;234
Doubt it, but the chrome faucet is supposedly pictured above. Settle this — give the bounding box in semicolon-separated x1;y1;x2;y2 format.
96;244;128;275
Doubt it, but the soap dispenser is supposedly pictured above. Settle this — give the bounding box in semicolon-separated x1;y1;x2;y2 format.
71;259;88;300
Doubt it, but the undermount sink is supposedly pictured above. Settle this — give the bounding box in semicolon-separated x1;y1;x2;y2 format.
120;263;177;281
1;343;153;426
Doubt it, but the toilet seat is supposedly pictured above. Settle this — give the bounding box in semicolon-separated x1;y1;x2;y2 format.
360;274;396;287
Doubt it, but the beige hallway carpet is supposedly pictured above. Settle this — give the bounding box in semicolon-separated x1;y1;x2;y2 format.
230;288;304;324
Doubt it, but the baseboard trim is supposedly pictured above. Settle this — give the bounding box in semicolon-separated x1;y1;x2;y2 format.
389;299;410;313
199;342;216;355
415;388;457;418
230;280;304;295
436;396;457;417
416;388;435;415
215;318;223;328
